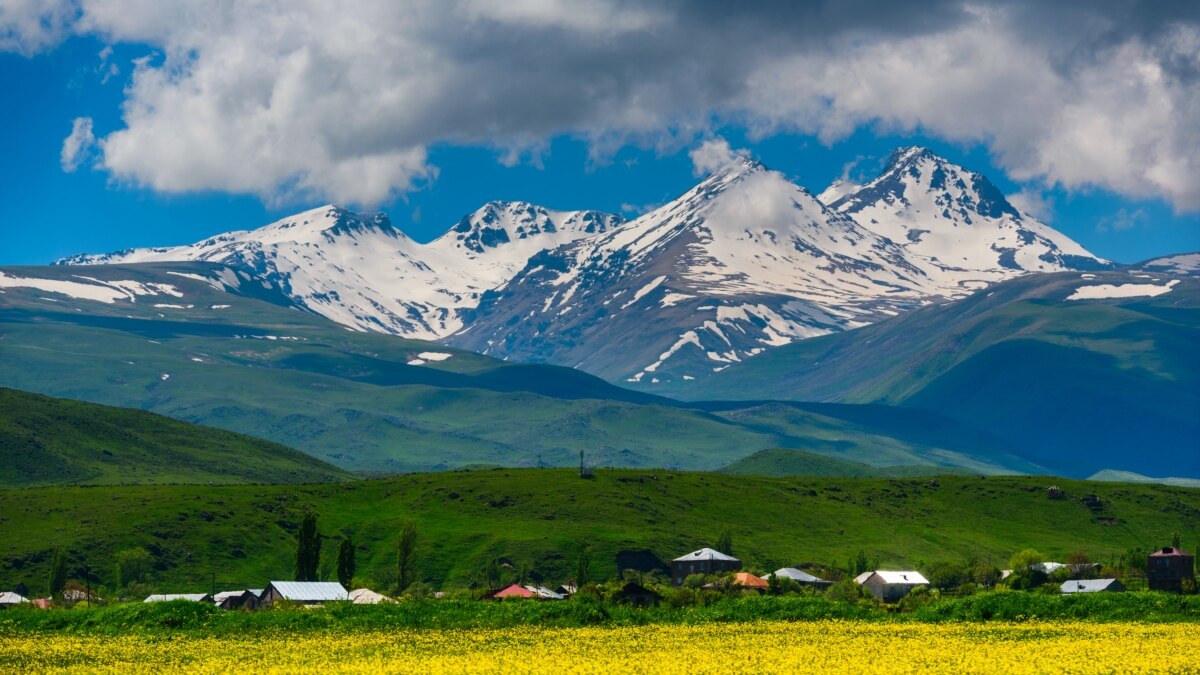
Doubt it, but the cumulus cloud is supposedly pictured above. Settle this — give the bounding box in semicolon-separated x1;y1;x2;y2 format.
1096;207;1150;233
1007;188;1055;222
688;138;749;176
5;1;1200;210
60;116;96;172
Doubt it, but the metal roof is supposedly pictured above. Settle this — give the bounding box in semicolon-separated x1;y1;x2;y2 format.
853;572;874;584
773;568;830;584
1060;579;1123;594
1150;547;1192;557
144;593;211;603
349;588;392;604
266;581;349;602
524;585;565;600
867;571;930;585
0;592;29;604
673;547;739;563
733;572;769;588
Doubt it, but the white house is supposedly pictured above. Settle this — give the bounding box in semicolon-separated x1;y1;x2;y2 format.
772;568;832;587
144;593;213;603
0;591;29;608
258;581;349;607
857;571;930;602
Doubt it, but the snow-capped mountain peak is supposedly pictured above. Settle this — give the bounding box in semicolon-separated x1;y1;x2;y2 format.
822;147;1108;286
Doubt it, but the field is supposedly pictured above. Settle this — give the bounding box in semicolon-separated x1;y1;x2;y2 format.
4;620;1199;673
2;469;1198;594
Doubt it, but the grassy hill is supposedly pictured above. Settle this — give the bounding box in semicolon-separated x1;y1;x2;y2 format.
1;469;1196;596
720;448;977;478
0;263;1030;474
674;268;1200;478
0;387;351;487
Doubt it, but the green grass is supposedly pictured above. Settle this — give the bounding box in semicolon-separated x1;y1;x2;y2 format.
1;593;1197;636
0;387;351;488
1;469;1196;598
0;262;1030;474
720;449;978;478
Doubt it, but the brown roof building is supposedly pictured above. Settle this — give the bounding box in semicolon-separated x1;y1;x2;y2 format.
1148;547;1195;593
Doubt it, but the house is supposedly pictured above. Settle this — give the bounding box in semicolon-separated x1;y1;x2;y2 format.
772;568;832;588
258;581;349;607
853;571;874;585
0;591;29;608
858;571;930;603
671;548;740;586
1060;578;1125;594
554;583;577;597
525;585;565;600
613;582;661;608
732;572;769;591
144;593;213;603
488;583;535;599
349;588;392;605
1148;547;1195;593
213;590;261;611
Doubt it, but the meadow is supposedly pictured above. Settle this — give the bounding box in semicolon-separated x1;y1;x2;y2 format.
4;619;1199;674
3;469;1198;594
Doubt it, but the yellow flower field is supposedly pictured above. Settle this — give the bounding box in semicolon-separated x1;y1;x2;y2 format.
3;621;1199;674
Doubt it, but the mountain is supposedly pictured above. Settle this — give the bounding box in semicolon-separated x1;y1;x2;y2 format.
679;266;1200;478
0;262;1031;474
448;153;1106;383
822;147;1109;285
58;203;623;340
0;386;351;487
56;149;1107;387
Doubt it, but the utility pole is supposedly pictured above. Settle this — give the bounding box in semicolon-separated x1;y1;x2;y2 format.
84;561;91;608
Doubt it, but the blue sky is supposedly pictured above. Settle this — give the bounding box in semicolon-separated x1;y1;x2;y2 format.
3;5;1199;266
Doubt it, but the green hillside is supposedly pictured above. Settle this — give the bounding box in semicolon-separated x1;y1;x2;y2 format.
0;469;1195;596
720;448;977;477
0;263;1030;474
678;268;1200;478
0;387;350;487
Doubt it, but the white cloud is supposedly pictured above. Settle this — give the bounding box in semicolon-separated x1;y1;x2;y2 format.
60;116;96;172
1096;208;1149;233
4;1;1200;211
688;137;748;176
1007;188;1054;221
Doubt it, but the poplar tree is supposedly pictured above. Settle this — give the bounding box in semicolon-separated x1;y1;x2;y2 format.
294;512;321;582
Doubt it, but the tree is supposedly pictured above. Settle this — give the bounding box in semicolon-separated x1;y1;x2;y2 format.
576;541;593;587
115;547;152;587
1172;532;1182;549
853;550;870;576
1009;548;1043;572
715;529;734;556
396;521;418;592
336;537;356;589
294;511;321;582
48;547;68;599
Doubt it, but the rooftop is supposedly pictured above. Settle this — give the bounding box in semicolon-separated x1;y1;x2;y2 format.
673;547;740;563
266;581;349;602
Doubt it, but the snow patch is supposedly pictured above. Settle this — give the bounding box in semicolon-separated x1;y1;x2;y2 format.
1067;279;1179;301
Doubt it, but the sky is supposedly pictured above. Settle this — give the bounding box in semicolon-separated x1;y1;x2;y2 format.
1;0;1198;266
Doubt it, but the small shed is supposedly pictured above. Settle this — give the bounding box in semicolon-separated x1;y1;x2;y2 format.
213;589;261;611
772;568;832;588
258;581;349;607
0;591;29;608
554;583;578;597
1060;578;1125;594
614;582;661;608
144;593;213;603
859;571;929;603
671;548;741;586
349;588;392;605
1148;547;1195;593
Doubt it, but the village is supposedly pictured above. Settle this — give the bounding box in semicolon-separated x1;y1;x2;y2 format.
2;542;1193;612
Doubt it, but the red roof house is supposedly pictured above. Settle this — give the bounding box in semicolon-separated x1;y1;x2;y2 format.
490;583;536;599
